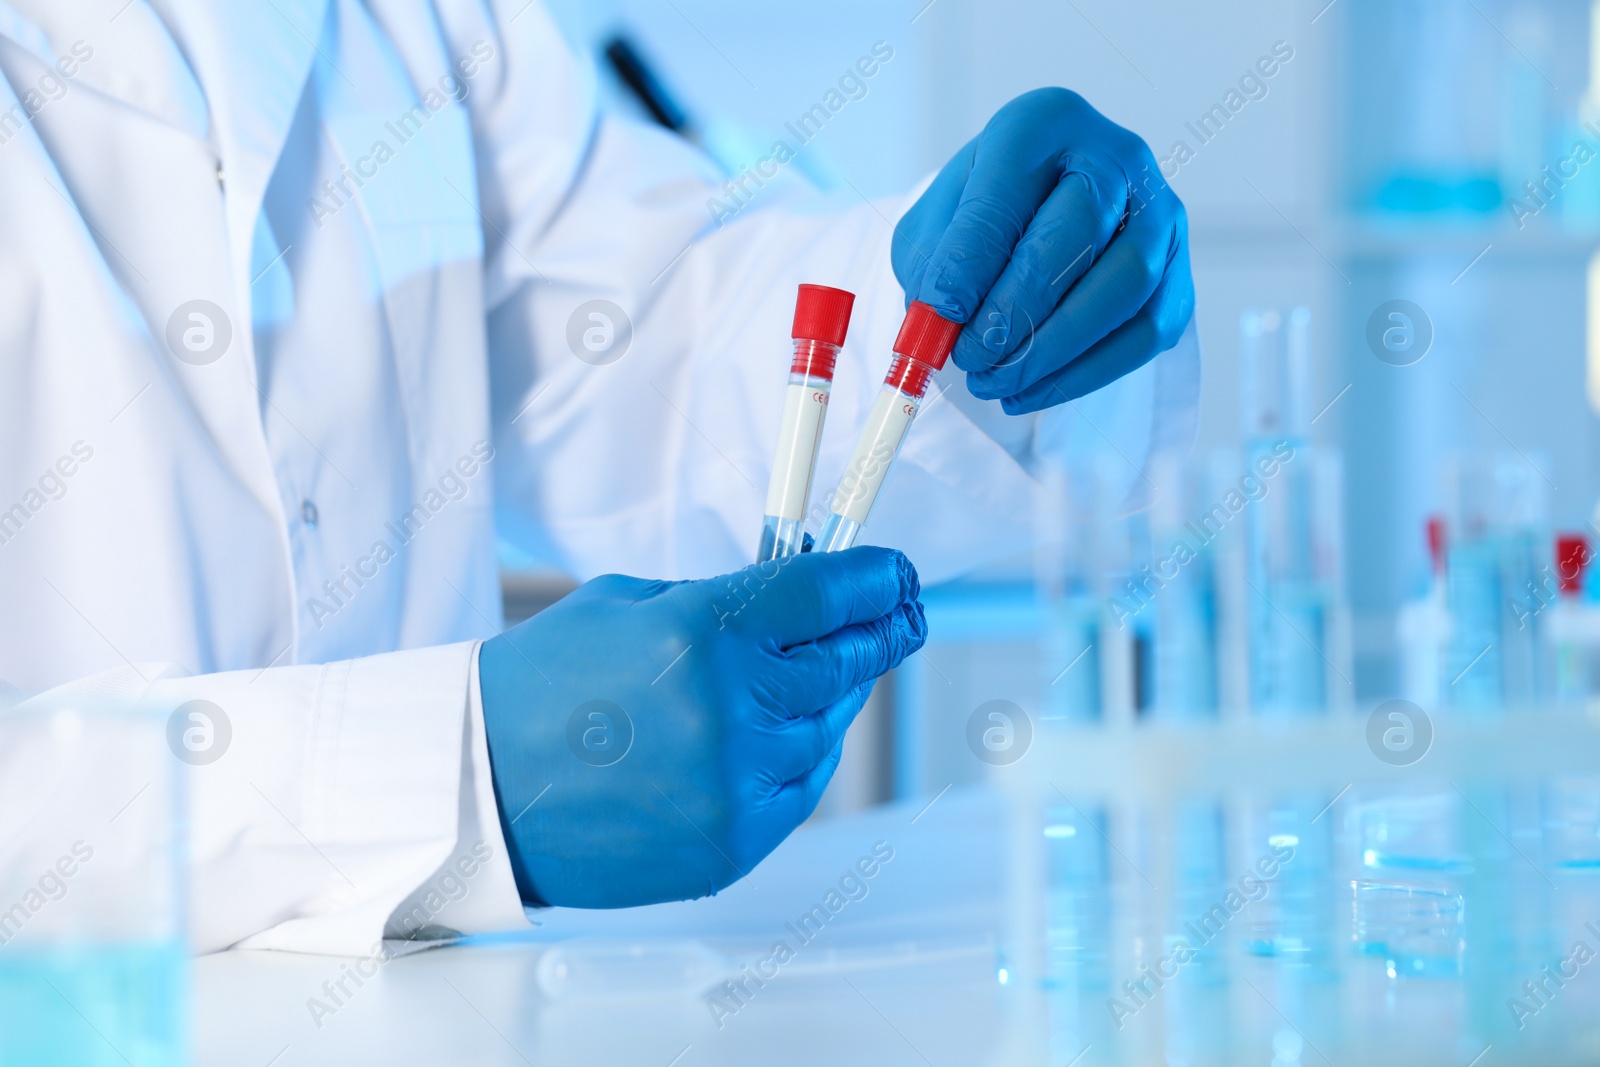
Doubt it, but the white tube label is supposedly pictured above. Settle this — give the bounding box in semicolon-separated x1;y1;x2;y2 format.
765;383;830;519
831;389;916;524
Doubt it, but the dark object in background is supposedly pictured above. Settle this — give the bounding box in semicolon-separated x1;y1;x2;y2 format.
603;35;691;134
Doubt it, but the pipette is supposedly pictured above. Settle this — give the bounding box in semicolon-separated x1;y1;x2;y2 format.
815;301;961;553
757;284;856;562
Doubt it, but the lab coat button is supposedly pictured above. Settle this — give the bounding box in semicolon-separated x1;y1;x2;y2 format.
215;162;225;190
301;500;318;527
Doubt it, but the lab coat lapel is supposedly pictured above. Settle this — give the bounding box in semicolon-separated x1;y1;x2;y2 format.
0;9;268;526
156;0;331;350
123;0;333;526
0;1;208;141
0;0;332;536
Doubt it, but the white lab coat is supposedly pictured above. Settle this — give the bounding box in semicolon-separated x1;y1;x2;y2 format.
0;0;1197;954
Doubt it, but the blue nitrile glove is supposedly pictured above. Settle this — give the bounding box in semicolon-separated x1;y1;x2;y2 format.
479;547;926;909
893;88;1194;415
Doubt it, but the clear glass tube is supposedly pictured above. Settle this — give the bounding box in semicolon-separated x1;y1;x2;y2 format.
757;339;837;563
817;354;934;553
1240;306;1341;717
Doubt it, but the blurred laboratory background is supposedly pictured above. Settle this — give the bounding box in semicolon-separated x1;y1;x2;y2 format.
494;4;1600;1062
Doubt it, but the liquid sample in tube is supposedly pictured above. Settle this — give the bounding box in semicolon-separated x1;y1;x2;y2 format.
757;284;855;562
817;301;961;552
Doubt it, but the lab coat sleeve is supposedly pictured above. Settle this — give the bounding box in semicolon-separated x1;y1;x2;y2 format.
450;0;1199;584
0;643;523;955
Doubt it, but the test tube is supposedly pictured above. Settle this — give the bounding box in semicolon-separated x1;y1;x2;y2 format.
816;301;961;553
757;284;856;562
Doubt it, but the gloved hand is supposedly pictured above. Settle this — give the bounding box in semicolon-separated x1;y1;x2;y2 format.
893;87;1194;415
479;547;926;909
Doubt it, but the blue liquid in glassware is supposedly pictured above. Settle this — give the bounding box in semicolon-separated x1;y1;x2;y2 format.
0;940;187;1066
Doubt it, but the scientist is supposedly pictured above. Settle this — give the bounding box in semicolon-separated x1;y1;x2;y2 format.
0;1;1196;953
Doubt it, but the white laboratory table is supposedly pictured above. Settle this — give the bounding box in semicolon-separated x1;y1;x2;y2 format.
193;767;1600;1067
197;789;1018;1067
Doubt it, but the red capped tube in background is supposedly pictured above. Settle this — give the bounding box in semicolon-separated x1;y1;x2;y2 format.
789;284;855;380
1426;516;1447;577
885;300;962;397
1557;533;1591;595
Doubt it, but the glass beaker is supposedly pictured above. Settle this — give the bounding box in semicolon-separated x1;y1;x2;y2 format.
0;700;187;1065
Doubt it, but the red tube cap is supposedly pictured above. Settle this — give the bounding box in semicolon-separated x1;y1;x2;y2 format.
893;301;963;370
1557;533;1591;595
1426;516;1447;576
792;284;856;347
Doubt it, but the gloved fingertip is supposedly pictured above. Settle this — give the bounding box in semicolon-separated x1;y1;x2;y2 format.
882;604;922;664
892;550;920;605
1001;388;1058;416
950;331;996;373
920;289;972;326
918;262;978;326
966;373;1006;402
895;606;928;664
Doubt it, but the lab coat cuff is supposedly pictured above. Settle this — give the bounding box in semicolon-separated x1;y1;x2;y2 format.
225;642;509;955
382;641;528;942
